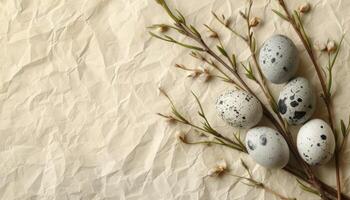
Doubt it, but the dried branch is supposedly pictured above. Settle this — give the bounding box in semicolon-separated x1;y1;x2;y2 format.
274;1;345;199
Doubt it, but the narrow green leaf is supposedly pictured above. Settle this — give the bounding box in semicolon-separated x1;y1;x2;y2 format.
241;62;255;80
251;36;256;53
296;179;320;196
231;54;236;66
154;0;163;5
175;9;186;24
341;120;346;137
240;159;250;173
164;35;175;41
330;35;345;69
159;0;179;23
177;42;204;51
293;10;311;49
272;9;289;21
217;45;228;57
327;35;344;95
241;181;256;187
190;25;200;37
149;32;171;42
191;92;204;112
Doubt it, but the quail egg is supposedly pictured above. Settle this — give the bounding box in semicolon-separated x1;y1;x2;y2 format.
297;119;335;165
245;127;290;169
216;90;262;129
278;77;316;125
259;34;299;84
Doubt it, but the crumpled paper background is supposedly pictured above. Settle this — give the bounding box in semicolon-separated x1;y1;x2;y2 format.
1;0;350;199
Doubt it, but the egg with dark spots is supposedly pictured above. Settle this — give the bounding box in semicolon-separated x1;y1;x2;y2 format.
215;90;262;129
297;119;335;165
245;127;289;169
259;34;299;84
278;77;316;125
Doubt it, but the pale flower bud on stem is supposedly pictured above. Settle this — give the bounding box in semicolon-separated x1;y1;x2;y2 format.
158;24;169;33
207;159;227;177
203;68;212;82
157;113;176;124
175;131;186;143
175;63;188;70
298;3;311;13
209;32;219;38
224;19;231;27
314;41;327;51
187;68;203;78
327;40;337;53
249;17;261;27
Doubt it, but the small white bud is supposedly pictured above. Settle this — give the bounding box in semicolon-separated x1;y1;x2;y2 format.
217;159;227;170
327;40;337;53
314;41;327;51
207;159;227;177
298;3;311;13
249;17;261;27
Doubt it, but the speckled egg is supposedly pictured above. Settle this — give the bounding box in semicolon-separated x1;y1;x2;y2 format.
245;127;290;169
215;90;262;129
278;77;316;125
259;34;299;84
297;119;335;165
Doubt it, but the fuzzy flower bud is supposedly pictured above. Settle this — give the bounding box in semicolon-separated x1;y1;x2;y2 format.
314;41;327;51
249;17;261;27
298;3;311;13
187;69;203;78
327;40;337;53
207;159;227;177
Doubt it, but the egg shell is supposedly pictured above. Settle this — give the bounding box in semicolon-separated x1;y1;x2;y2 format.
245;127;290;169
215;90;262;129
259;34;299;84
278;77;316;125
297;119;335;165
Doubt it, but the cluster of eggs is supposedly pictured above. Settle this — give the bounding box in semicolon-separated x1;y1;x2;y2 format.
215;34;335;169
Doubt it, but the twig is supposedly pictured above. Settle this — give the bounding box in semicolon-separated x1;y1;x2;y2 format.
275;1;344;199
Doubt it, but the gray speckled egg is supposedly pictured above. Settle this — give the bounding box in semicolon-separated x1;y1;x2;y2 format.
278;77;316;125
259;34;299;84
215;90;262;129
245;127;289;169
297;119;335;165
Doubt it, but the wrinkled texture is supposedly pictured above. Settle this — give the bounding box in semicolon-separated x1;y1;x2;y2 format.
1;0;350;200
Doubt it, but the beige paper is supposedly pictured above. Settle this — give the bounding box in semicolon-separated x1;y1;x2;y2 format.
0;0;349;199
